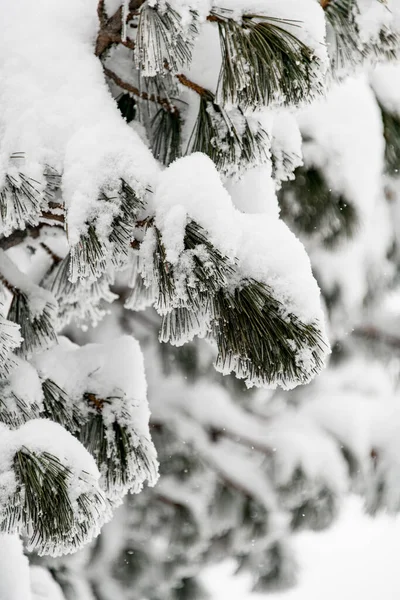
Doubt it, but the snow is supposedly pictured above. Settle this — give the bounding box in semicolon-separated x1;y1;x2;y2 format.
0;315;22;376
30;566;65;600
33;335;158;500
34;335;151;438
203;497;400;600
297;76;390;324
356;0;398;45
0;535;32;600
0;250;57;319
371;63;400;115
225;164;279;217
153;152;326;325
0;0;159;251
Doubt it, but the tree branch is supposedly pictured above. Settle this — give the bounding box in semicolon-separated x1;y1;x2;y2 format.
103;66;178;113
95;0;146;57
176;73;209;97
353;325;400;350
0;223;63;251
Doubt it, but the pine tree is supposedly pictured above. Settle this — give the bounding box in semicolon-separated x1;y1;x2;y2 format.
0;0;400;598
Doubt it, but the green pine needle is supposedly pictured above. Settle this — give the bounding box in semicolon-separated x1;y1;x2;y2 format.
79;405;158;502
41;379;84;433
0;448;108;556
213;10;322;109
186;95;270;175
151;107;182;165
380;103;400;177
135;3;199;75
211;280;328;388
7;291;57;357
278;165;358;247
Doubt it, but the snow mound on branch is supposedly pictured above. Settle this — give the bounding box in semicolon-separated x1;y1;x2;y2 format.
154;152;325;325
0;0;159;241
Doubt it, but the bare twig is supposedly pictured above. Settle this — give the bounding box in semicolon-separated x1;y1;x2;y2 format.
0;223;63;251
103;66;177;113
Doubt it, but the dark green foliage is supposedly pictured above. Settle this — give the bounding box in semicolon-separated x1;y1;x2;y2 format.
135;3;198;75
0;156;61;233
69;224;108;281
380;103;400;176
80;410;131;495
109;179;145;263
278;468;339;532
186;94;269;175
290;485;338;531
79;405;157;500
324;0;399;73
42;253;116;327
0;317;21;378
250;542;298;593
141;220;327;387
70;178;144;279
41;379;83;433
7;291;57;356
151;107;182;165
211;280;327;388
279;165;358;247
213;10;321;109
171;577;209;600
324;0;362;72
0;448;106;555
0;392;39;428
117;93;136;123
155;219;234;334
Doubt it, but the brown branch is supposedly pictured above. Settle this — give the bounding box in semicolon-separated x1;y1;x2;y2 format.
320;0;331;8
176;73;209;97
208;426;274;457
103;66;178;113
0;222;64;251
40;242;63;265
353;325;400;350
41;211;65;224
97;0;108;28
95;0;146;57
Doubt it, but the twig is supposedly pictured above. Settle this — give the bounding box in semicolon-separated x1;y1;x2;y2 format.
103;66;178;113
0;223;63;251
353;325;400;350
176;73;209;97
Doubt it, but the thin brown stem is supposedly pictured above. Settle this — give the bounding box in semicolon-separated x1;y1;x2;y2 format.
176;73;209;97
0;223;64;251
103;66;177;113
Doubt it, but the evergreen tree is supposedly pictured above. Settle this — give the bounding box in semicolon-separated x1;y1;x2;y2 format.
0;0;400;598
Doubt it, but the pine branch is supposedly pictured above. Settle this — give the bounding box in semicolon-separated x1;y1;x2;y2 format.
278;165;358;247
79;393;158;502
135;3;199;76
176;74;208;97
1;446;109;556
